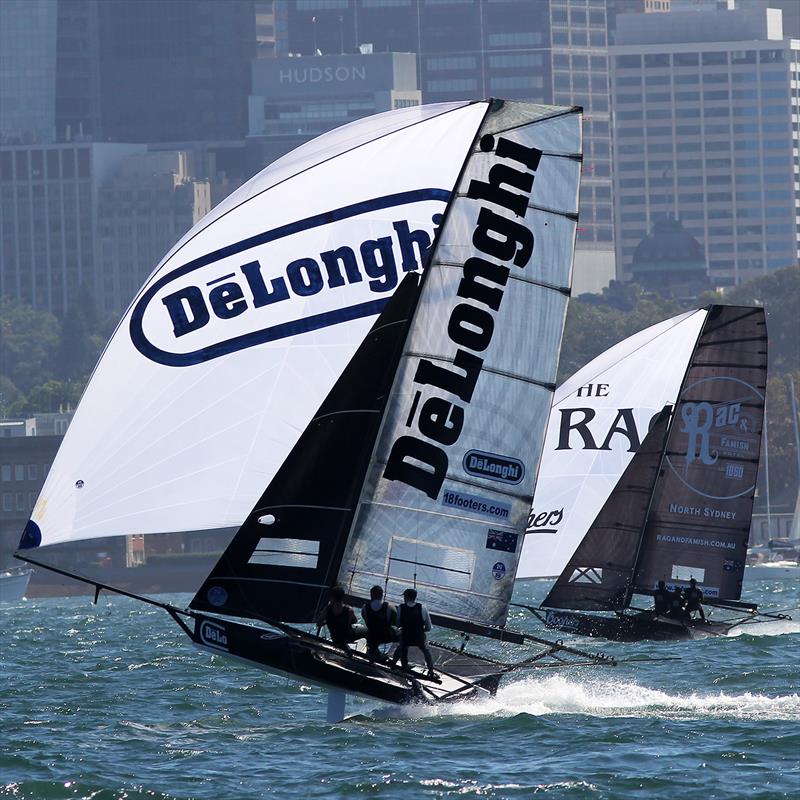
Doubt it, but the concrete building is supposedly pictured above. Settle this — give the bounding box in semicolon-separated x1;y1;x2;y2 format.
248;51;421;164
96;151;211;312
0;430;61;569
611;3;798;287
0;142;145;316
281;0;628;293
0;0;59;144
0;143;211;316
1;1;256;146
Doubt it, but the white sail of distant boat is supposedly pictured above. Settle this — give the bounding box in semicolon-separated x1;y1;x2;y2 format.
18;100;616;719
517;309;707;579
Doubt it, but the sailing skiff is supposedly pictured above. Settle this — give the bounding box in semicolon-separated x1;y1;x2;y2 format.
17;100;618;719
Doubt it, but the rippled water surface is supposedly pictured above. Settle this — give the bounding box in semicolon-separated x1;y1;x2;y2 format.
2;580;799;799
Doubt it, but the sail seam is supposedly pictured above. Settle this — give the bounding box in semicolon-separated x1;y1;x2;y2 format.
401;351;557;391
452;194;578;220
480;105;582;138
435;261;570;294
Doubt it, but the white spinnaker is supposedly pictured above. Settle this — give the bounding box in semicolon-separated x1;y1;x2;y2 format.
516;308;708;579
338;102;581;627
28;102;488;548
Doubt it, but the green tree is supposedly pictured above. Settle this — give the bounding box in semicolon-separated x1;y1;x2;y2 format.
0;299;60;394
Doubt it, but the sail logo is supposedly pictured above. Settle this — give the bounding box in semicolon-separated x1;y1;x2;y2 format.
526;507;563;535
463;450;524;484
383;132;545;499
554;407;662;453
199;620;229;651
129;190;448;367
667;376;762;501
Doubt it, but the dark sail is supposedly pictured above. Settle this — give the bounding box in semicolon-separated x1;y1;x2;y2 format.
633;305;767;601
541;407;671;611
191;275;421;623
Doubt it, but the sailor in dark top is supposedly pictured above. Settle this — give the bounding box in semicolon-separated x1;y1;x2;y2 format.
393;588;436;679
684;577;706;622
316;585;367;649
667;586;687;621
653;580;670;617
361;585;398;662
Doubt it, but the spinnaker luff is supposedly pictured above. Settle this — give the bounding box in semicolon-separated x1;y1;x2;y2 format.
19;100;616;718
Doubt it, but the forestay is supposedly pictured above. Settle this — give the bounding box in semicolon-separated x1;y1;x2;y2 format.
517;309;707;579
19;102;486;551
338;101;583;629
633;305;767;600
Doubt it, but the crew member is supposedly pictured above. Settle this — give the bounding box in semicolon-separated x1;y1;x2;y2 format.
667;586;686;621
653;580;670;617
361;585;398;662
684;577;706;622
317;585;367;649
393;588;436;680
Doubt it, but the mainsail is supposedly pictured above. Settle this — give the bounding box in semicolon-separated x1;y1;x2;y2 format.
632;305;767;601
518;309;707;579
541;305;767;612
338;102;582;629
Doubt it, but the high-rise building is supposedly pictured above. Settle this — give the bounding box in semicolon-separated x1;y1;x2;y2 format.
0;142;144;315
1;1;257;146
248;51;421;164
551;0;616;291
96;151;211;312
611;3;798;286
97;0;256;144
281;0;618;292
0;143;210;316
0;0;59;143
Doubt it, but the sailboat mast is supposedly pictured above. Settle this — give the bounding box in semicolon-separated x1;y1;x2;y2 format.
625;406;673;606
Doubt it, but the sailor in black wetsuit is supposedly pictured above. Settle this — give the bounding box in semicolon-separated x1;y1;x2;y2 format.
653;580;670;617
394;588;436;679
316;585;367;649
361;585;398;662
684;577;706;622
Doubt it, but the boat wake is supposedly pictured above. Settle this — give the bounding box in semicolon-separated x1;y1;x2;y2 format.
364;674;800;722
725;618;800;638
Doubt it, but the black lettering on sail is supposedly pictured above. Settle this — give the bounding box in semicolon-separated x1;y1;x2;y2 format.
384;436;448;499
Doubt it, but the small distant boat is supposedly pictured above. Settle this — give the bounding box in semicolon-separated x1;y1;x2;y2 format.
0;567;32;602
533;306;791;642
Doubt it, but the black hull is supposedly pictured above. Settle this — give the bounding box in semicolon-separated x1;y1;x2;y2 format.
542;609;735;642
190;613;503;705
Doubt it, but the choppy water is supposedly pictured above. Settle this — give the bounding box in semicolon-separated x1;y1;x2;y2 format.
2;580;799;800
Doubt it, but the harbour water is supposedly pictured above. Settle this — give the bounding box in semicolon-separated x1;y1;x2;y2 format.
2;579;798;799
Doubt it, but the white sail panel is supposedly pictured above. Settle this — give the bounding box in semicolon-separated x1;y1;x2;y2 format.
26;102;489;549
517;309;708;579
338;102;581;627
